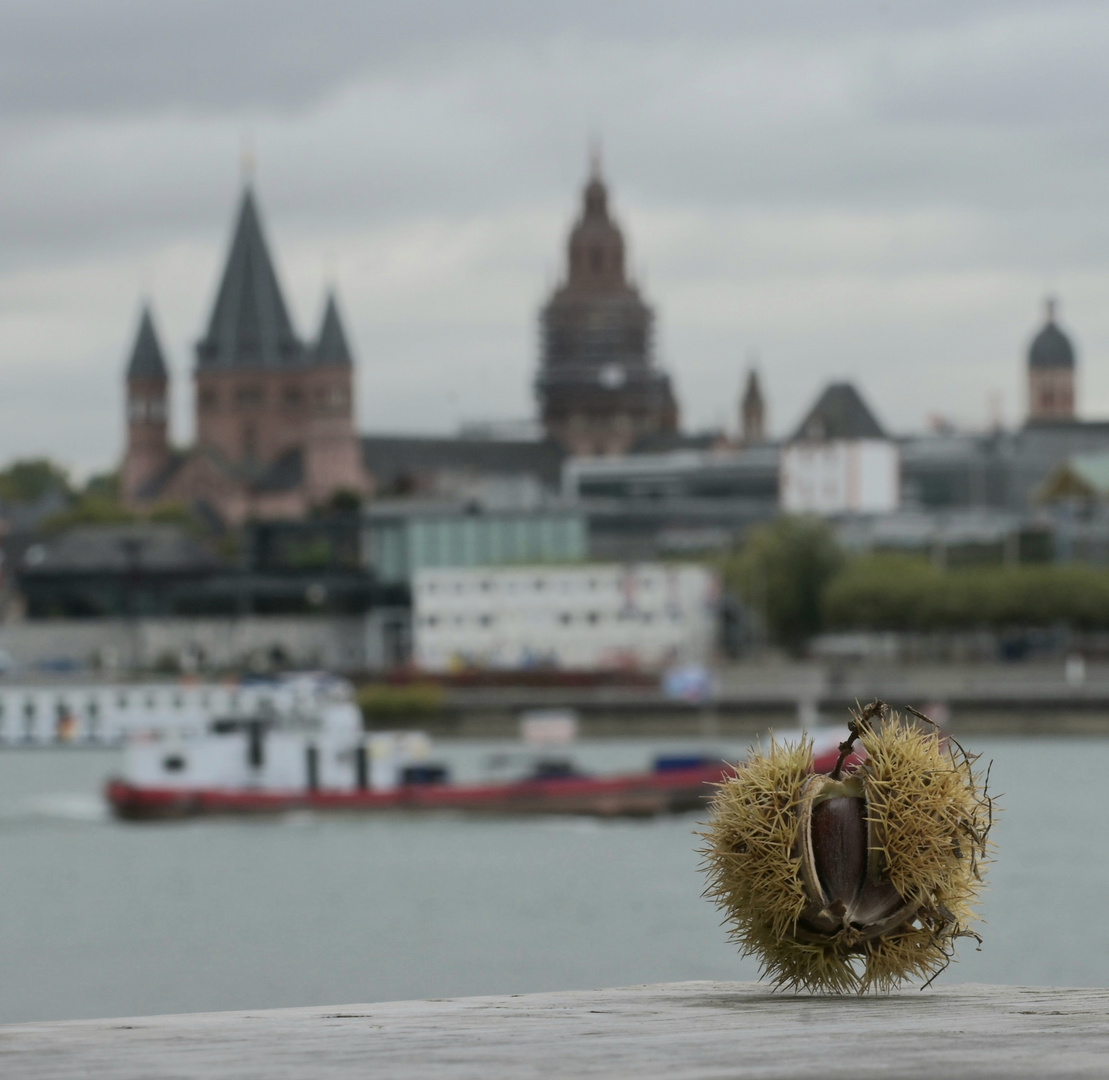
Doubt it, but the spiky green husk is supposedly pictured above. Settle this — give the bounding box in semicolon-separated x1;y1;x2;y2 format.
700;710;993;994
855;714;992;991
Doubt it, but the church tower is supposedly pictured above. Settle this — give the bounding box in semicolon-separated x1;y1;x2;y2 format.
121;305;170;505
1027;297;1076;423
536;157;678;455
740;368;765;444
303;291;368;502
192;185;369;501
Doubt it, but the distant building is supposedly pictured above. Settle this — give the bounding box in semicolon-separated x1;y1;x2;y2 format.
16;522;401;619
1027;298;1076;423
360;434;564;504
779;383;899;515
120;186;371;524
363;500;588;585
413;563;717;672
563;446;779;559
536;158;678;455
1038;453;1109;504
740;369;766;444
121;307;171;504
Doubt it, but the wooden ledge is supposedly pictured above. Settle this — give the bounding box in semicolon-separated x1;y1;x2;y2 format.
2;981;1108;1079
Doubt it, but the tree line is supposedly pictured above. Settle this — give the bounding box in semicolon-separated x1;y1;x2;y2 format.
720;516;1109;651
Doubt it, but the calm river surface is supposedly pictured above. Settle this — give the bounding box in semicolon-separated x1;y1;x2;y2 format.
0;735;1103;1022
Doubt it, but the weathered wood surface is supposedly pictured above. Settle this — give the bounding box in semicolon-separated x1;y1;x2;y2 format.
2;981;1108;1080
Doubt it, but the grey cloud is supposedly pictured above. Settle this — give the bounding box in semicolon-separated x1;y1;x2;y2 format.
0;0;1033;119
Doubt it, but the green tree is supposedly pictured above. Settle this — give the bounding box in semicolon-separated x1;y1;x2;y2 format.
0;458;71;503
38;498;137;533
83;470;120;501
722;515;844;653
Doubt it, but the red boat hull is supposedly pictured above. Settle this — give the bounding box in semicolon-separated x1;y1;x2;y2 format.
104;744;851;821
105;766;731;820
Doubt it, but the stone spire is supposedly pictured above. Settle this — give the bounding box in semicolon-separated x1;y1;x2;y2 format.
314;292;353;367
740;368;765;444
126;304;168;380
195;186;304;369
121;304;171;505
565;155;629;293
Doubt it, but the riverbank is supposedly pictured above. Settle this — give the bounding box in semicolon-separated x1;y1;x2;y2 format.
3;980;1105;1079
383;658;1109;738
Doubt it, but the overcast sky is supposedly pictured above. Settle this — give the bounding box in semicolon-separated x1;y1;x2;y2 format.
4;0;1109;476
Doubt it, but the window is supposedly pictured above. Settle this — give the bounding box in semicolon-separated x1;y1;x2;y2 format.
235;385;264;408
559;613;572;625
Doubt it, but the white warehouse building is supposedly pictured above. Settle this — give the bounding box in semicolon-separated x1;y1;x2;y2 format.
413;563;719;672
779;382;899;515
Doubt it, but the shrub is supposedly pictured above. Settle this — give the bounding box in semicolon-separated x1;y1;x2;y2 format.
823;556;1109;632
358;683;444;727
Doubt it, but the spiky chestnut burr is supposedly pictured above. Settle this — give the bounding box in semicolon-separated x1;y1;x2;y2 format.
700;700;994;993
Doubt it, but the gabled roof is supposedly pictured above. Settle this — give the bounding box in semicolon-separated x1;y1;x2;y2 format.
126;305;168;381
314;292;353;367
1039;453;1109;502
195;187;305;370
793;382;885;441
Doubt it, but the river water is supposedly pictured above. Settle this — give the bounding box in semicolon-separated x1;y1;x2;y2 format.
0;735;1103;1023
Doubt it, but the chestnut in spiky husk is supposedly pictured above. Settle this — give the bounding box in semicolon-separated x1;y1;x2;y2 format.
700;701;993;993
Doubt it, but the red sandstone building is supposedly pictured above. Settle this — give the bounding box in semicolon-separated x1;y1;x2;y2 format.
121;165;689;524
121;187;371;523
536;161;678;455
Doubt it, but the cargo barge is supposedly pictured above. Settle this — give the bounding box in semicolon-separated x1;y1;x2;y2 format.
105;702;849;821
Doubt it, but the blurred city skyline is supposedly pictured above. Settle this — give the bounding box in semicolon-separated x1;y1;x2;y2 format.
5;0;1109;475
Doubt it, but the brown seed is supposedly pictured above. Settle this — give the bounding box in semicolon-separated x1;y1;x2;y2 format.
810;796;867;910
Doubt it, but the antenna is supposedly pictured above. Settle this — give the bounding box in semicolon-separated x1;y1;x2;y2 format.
588;134;603;180
241;133;256;184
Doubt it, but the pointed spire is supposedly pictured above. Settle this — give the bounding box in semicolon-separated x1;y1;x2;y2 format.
126;304;168;381
582;140;610;221
196;186;304;369
314;291;353;367
1045;294;1058;323
588;136;603;182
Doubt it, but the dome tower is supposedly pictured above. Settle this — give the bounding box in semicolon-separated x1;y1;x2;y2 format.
536;155;678;455
1027;297;1076;423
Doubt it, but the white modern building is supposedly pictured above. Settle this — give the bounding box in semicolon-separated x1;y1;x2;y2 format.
779;383;900;515
413;563;719;672
780;439;899;514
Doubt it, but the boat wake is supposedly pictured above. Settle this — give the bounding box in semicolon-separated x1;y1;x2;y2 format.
3;793;111;824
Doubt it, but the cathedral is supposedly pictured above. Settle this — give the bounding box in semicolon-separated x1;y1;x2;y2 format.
120;187;371;523
536;160;679;455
